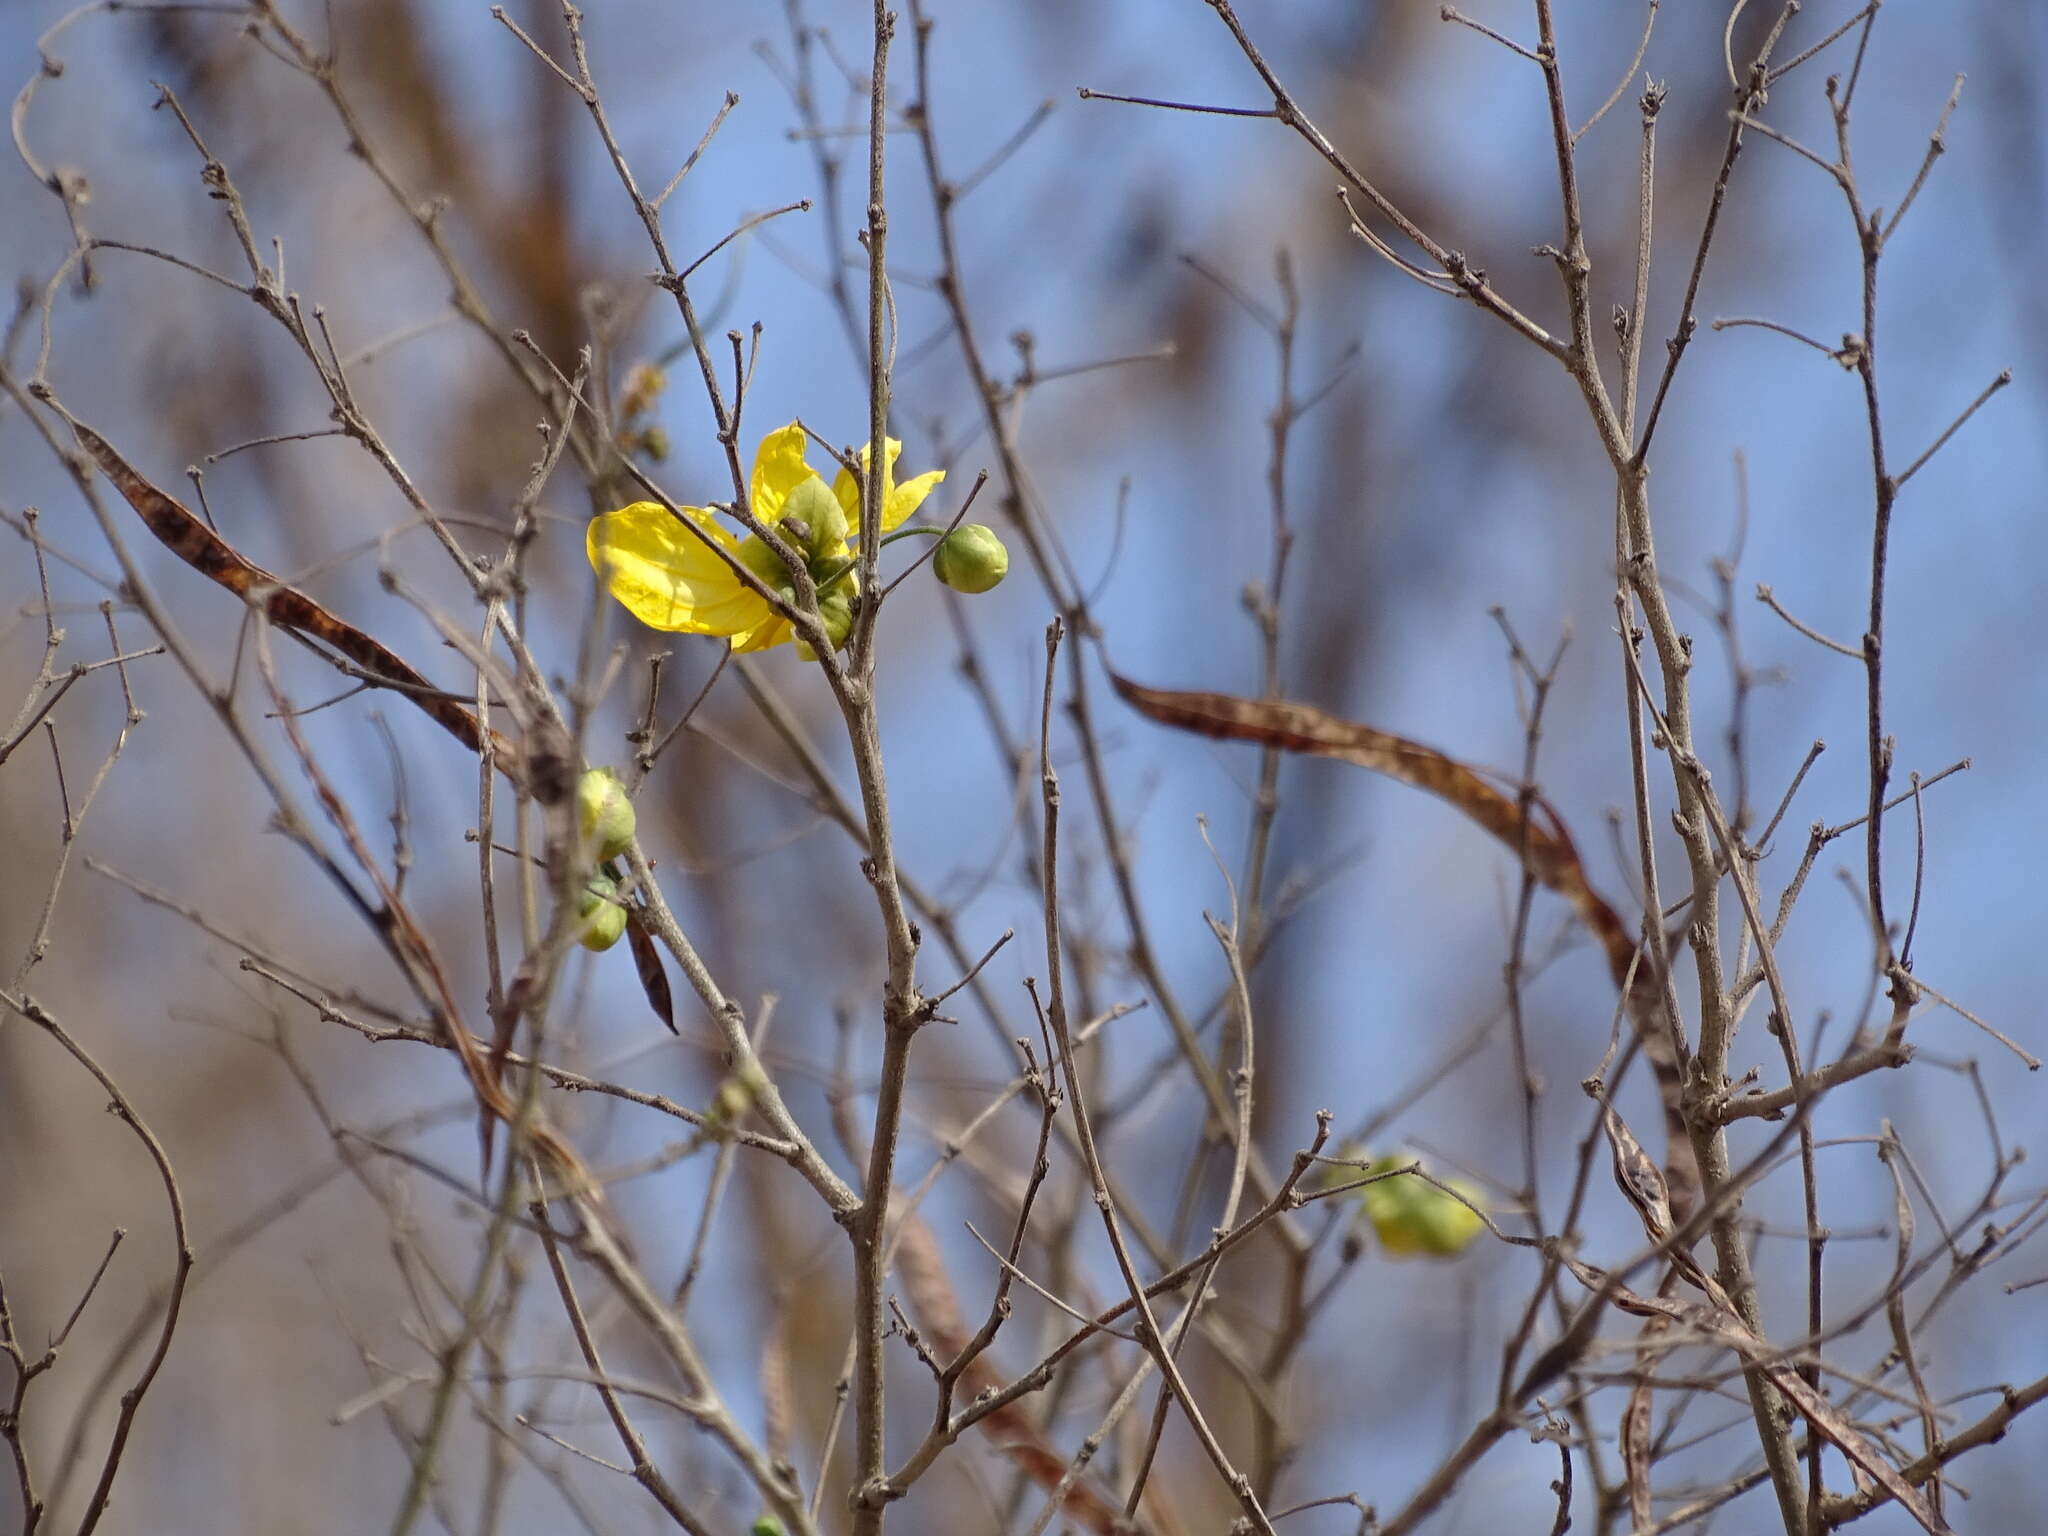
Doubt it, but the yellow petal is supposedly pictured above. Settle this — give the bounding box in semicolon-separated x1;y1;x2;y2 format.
732;615;794;653
831;438;900;535
587;501;771;636
883;468;944;532
831;439;944;534
749;423;815;527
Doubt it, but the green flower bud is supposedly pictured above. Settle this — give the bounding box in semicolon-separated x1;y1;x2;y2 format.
750;1519;787;1536
576;875;628;952
781;475;849;559
576;768;637;862
1358;1161;1486;1259
635;425;670;462
797;586;857;662
933;524;1009;594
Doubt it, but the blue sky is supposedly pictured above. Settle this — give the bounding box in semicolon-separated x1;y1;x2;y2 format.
4;1;2044;1529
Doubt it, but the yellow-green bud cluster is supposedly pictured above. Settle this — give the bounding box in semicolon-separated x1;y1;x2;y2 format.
726;479;867;660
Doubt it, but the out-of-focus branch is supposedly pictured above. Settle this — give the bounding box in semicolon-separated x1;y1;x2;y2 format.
2;993;192;1536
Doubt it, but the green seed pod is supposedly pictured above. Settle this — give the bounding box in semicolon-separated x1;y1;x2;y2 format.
577;875;628;952
933;524;1009;594
576;768;637;862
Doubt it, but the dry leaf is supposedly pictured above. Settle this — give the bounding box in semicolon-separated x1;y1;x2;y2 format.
626;909;678;1034
66;412;531;789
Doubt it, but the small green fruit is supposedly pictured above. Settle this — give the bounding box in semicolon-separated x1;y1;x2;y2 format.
576;768;637;862
933;524;1009;594
577;875;628;952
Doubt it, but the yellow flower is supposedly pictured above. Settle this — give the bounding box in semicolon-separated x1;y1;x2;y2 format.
587;423;944;653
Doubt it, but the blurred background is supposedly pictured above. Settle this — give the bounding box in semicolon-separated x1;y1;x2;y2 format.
3;1;2044;1531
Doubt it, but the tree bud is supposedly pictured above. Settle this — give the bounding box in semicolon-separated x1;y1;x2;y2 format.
576;768;637;862
577;875;628;952
933;524;1009;593
1359;1163;1486;1258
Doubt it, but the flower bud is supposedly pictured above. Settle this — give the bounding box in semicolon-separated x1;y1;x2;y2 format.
576;768;637;862
781;475;849;559
933;524;1009;593
750;1520;787;1536
577;874;628;952
1359;1163;1486;1258
797;586;857;661
634;425;670;462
